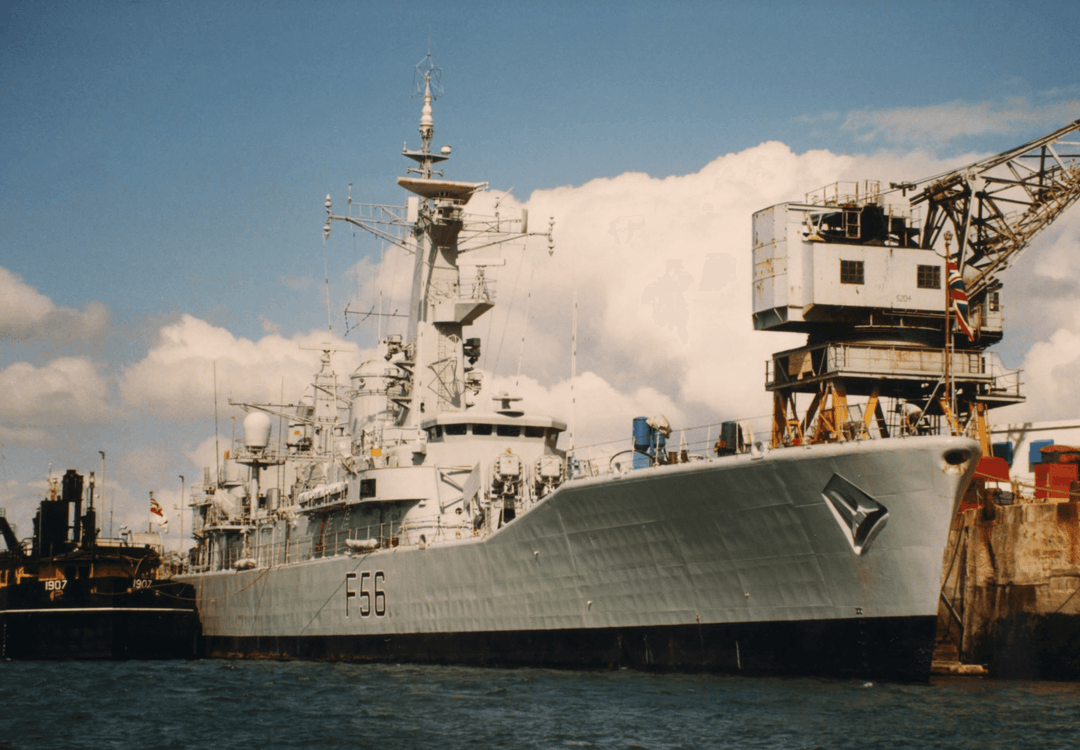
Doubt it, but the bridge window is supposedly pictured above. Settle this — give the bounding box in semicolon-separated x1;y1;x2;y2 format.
840;260;864;285
917;265;941;289
497;425;520;438
525;426;545;439
472;423;493;436
445;424;467;436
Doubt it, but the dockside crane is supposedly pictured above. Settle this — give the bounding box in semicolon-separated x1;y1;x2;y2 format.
752;119;1080;449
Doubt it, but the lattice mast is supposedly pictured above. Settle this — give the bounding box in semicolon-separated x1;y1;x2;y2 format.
323;56;553;431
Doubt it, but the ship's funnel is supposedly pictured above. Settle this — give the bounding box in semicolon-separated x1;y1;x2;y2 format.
63;469;84;544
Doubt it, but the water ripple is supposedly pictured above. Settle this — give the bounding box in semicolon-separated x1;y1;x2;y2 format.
1;662;1079;749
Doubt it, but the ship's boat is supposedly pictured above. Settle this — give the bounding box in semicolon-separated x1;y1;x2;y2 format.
0;469;200;659
177;59;979;681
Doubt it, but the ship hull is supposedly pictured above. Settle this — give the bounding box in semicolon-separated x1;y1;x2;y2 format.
0;580;201;660
205;616;936;680
183;436;977;680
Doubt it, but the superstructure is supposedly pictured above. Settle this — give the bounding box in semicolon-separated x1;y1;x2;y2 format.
179;57;981;681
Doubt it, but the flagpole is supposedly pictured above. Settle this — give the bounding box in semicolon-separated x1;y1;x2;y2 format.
178;474;185;556
943;232;953;435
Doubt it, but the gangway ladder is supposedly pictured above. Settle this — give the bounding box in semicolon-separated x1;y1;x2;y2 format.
844;208;861;239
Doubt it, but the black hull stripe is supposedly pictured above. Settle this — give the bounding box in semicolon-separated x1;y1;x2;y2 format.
3;607;197;614
204;616;937;682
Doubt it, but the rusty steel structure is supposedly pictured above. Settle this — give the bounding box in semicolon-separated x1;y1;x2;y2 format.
909;119;1080;330
753;120;1080;448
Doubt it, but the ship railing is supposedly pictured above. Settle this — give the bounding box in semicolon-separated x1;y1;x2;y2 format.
765;342;1005;390
207;522;414;572
461;275;496;302
428;275;498;303
569;416;776;479
92;538;151;549
567;403;993;479
805;180;883;208
985;352;1023;399
184;519;461;574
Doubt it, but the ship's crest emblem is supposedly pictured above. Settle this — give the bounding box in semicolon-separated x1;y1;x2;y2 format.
822;474;888;555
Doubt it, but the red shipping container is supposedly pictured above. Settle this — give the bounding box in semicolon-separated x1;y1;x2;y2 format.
1035;462;1079;500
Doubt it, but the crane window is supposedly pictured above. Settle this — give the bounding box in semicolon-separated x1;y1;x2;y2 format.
917;265;941;289
840;260;864;285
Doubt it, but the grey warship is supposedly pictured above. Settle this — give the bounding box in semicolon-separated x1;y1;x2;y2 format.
178;58;979;681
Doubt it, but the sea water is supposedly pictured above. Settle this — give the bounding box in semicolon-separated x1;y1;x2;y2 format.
1;660;1078;749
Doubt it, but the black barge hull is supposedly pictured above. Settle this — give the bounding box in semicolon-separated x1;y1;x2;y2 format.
2;606;201;660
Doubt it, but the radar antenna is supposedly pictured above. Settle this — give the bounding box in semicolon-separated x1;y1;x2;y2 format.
412;53;443;102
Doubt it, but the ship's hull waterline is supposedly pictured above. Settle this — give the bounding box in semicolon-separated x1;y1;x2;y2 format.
185;435;977;681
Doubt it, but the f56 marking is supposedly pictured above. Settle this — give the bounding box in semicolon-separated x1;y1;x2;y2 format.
345;571;386;617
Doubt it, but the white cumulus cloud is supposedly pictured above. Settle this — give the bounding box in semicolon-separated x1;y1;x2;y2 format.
119;314;370;421
0;266;109;342
1011;328;1080;420
0;356;113;427
995;211;1080;423
338;136;1080;446
443;143;875;440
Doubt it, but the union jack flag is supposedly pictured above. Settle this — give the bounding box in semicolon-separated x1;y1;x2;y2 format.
948;260;974;341
150;496;169;529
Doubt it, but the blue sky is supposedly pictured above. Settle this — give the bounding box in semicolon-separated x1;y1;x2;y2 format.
5;0;1077;338
2;0;1079;542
